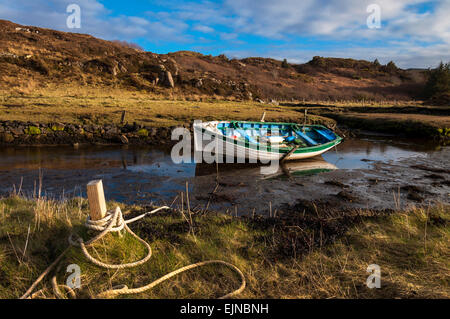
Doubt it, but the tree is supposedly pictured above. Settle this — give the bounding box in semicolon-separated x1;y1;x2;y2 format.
385;61;398;72
281;58;289;68
423;61;450;104
373;59;381;67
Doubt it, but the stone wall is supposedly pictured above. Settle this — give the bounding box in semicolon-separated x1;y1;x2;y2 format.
0;121;189;146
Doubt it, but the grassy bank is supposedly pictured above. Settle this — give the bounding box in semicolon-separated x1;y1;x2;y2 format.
2;87;449;143
0;195;448;299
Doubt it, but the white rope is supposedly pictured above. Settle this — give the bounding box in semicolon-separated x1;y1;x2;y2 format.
21;206;246;299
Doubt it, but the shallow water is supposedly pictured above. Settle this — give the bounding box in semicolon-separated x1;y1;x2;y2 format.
0;136;444;205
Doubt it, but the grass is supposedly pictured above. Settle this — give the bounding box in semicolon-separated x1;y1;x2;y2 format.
1;86;441;128
0;195;448;299
0;87;333;127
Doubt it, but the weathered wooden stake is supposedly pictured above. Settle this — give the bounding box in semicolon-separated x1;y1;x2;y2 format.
120;110;126;125
87;180;107;221
303;109;308;132
260;112;266;122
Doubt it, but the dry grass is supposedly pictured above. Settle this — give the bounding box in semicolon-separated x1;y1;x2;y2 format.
0;86;435;128
0;86;329;127
0;195;448;299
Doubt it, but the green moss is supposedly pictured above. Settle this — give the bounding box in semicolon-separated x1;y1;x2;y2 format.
26;126;41;135
51;124;65;131
136;128;149;137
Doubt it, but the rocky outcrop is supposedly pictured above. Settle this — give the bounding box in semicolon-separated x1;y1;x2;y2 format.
161;70;175;88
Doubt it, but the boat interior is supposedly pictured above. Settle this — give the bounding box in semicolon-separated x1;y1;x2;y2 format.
214;121;339;147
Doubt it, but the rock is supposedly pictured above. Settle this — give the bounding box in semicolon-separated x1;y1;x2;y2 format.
105;127;119;135
51;123;65;131
157;64;166;72
120;135;129;144
136;128;149;137
161;71;175;88
10;127;24;135
0;132;14;143
194;78;203;88
26;126;41;135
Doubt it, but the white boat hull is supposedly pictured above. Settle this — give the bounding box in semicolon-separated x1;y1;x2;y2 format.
193;121;341;162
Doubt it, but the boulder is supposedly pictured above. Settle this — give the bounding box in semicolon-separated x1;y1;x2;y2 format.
161;71;175;88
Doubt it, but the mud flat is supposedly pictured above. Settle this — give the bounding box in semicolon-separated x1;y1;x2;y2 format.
188;145;450;215
0;136;447;214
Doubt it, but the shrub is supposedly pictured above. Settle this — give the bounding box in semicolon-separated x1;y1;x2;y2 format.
281;59;289;68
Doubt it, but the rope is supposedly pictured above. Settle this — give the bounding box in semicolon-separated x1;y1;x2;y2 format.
20;206;246;299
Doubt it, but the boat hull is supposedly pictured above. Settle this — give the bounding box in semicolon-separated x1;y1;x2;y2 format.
193;121;342;162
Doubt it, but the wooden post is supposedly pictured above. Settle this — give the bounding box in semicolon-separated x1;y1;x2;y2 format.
303;109;308;132
260;112;266;122
87;180;107;221
120;110;126;125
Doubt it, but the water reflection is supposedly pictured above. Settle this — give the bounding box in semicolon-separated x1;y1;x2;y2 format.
195;157;337;179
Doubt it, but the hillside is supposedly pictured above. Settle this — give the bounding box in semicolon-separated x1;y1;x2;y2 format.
0;19;427;101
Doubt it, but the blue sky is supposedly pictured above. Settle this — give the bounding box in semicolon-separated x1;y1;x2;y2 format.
0;0;449;68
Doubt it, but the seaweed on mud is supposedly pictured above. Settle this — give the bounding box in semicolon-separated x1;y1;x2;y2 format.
246;199;394;260
410;165;450;174
400;185;425;193
424;174;445;180
335;190;358;201
195;190;237;204
324;180;349;188
400;185;428;202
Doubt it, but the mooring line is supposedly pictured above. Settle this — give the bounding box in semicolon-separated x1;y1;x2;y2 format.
20;206;245;299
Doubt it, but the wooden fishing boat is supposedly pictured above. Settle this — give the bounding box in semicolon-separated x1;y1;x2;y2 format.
193;120;343;161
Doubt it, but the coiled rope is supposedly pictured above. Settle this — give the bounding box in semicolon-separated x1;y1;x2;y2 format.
20;206;246;299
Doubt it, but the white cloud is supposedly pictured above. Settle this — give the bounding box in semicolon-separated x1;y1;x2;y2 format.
192;24;215;33
0;0;188;42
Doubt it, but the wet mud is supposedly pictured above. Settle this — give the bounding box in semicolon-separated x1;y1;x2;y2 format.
0;136;448;215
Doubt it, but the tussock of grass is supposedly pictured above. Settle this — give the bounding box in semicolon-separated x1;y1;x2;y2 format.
0;196;448;299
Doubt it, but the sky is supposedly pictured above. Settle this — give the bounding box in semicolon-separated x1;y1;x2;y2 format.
0;0;449;68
